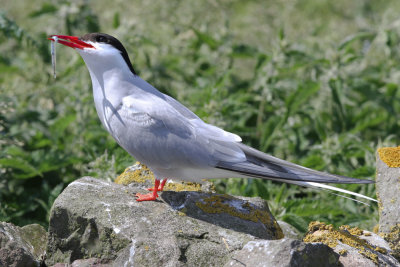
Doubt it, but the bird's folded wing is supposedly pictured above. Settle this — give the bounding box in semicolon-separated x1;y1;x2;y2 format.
216;143;374;184
120;93;246;165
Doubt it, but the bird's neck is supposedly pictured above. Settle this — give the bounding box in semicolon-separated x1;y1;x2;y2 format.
79;53;137;131
81;54;133;101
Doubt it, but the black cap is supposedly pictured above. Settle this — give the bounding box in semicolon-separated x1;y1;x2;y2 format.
80;33;137;75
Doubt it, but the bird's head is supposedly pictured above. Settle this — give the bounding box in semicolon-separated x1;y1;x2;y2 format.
49;33;136;75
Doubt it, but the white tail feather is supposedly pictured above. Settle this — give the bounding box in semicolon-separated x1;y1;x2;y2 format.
300;181;377;202
242;175;377;204
328;192;371;206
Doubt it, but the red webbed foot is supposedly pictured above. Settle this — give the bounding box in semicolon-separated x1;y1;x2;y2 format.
135;192;159;201
136;179;165;202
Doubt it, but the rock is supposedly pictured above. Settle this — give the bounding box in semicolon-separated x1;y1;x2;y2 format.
303;221;399;266
115;162;216;193
376;147;400;262
0;222;47;267
51;258;112;267
380;224;400;262
225;238;339;267
46;177;283;266
376;147;400;233
277;220;302;240
71;258;110;267
20;224;48;259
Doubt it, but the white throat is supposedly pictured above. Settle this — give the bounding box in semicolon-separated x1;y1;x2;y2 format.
77;45;136;132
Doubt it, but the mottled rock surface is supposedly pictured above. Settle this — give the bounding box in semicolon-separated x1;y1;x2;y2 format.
0;222;47;267
226;238;339;267
304;221;399;266
277;220;302;240
376;147;400;262
376;147;400;233
46;177;283;266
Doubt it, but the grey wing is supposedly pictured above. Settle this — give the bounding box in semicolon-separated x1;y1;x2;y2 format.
216;143;374;184
118;94;245;169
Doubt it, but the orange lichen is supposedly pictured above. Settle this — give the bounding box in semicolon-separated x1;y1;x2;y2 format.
378;146;400;168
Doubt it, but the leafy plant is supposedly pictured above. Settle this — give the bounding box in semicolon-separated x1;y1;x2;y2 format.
1;0;399;231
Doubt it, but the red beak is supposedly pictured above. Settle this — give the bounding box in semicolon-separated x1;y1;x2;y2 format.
48;35;95;50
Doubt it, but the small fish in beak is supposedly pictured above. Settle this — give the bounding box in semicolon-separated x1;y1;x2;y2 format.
51;36;58;79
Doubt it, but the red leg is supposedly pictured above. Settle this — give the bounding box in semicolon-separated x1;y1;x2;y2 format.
147;178;168;191
136;179;160;201
159;179;167;191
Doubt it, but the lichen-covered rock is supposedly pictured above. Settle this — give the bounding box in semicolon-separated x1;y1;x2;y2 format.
115;162;216;193
376;147;400;263
225;238;339;267
303;221;399;266
46;177;282;266
0;222;47;267
376;147;400;233
380;224;400;262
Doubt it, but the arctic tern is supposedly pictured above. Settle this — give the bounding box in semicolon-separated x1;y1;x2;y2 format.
48;33;375;202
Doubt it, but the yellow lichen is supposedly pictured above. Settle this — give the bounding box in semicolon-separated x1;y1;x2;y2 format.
373;225;379;234
115;162;153;184
178;211;186;216
339;225;363;236
114;162;203;191
195;194;283;239
359;247;378;263
376;193;383;214
164;181;202;192
381;224;400;261
303;221;387;265
378;146;400;168
339;249;348;255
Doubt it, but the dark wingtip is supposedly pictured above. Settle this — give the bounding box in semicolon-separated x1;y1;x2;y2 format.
352;178;375;184
333;174;375;184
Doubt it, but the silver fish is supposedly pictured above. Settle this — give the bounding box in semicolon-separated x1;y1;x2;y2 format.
51;36;58;78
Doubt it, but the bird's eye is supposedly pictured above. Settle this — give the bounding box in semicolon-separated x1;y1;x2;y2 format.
96;36;107;43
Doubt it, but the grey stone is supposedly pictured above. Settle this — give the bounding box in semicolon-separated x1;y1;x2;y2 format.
277;220;302;240
51;258;111;267
333;231;399;267
71;257;111;267
46;177;282;266
20;224;48;259
376;150;400;233
225;238;339;267
303;221;400;267
0;222;47;267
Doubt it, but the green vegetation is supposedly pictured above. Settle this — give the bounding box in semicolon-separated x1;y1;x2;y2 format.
1;0;399;232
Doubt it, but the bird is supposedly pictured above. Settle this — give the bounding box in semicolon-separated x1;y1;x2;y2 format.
48;33;375;202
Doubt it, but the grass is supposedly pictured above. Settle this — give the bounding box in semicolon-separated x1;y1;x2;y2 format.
1;0;399;232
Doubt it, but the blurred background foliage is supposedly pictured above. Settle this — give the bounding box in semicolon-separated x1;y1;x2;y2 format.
1;0;399;232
